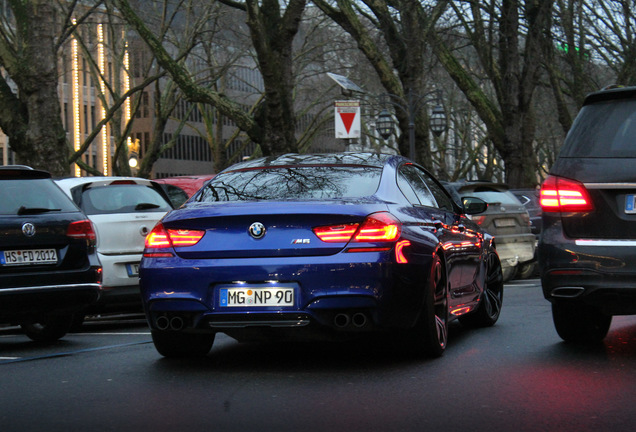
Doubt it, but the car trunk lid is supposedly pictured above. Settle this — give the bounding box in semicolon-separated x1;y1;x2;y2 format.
548;158;636;239
160;201;385;259
90;212;166;254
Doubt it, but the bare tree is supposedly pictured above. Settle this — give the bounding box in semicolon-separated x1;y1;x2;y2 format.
584;0;636;86
216;0;307;155
312;0;448;169
0;1;101;176
431;0;553;188
114;0;309;156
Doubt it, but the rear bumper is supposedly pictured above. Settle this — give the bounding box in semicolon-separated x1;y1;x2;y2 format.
140;252;432;335
539;219;636;315
98;252;142;288
91;252;143;313
494;234;536;268
0;282;101;321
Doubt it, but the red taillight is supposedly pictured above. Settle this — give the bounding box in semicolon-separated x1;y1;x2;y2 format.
109;180;136;185
353;212;401;242
145;224;171;248
313;223;359;242
313;212;401;243
395;240;411;263
145;223;205;249
67;220;96;244
540;175;594;212
167;229;205;247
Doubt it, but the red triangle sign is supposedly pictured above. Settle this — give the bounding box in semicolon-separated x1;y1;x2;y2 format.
339;112;356;134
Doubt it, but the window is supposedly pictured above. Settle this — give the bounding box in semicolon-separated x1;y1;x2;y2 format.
198;166;382;202
397;165;437;207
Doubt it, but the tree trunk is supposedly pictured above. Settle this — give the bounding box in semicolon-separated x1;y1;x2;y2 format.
3;1;69;176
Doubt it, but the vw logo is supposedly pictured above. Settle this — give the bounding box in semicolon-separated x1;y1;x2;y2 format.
249;222;266;239
22;222;36;237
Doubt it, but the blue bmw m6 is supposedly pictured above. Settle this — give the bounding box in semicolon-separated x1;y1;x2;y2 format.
140;153;503;358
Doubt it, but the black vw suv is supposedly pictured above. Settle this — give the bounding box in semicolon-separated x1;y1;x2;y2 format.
539;86;636;343
0;166;102;342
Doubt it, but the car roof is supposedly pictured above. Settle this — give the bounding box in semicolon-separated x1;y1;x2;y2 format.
221;152;396;173
0;165;51;179
55;176;156;189
445;181;510;193
584;85;636;105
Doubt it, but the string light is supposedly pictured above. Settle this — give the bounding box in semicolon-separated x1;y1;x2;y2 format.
97;23;109;175
71;18;81;177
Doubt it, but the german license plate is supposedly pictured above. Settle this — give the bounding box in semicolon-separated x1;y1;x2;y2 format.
626;194;636;214
494;218;517;228
219;287;294;307
126;263;140;277
1;248;57;265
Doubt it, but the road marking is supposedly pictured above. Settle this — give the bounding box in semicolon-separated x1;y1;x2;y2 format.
74;332;151;336
0;341;152;365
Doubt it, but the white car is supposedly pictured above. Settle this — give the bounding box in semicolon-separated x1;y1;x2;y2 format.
55;177;173;322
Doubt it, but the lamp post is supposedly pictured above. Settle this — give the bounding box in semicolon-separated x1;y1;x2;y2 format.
375;90;447;161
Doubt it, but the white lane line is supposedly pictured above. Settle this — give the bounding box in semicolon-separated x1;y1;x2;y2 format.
74;332;151;336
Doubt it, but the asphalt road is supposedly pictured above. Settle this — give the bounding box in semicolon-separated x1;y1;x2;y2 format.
1;279;635;432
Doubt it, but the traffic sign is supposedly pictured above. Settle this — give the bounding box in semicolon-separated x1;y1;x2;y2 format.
334;100;360;139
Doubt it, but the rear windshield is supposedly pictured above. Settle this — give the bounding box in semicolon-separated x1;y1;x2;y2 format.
195;165;382;202
78;184;173;215
561;99;636;157
461;190;521;206
0;179;79;215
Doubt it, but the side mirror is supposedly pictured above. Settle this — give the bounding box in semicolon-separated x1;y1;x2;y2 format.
462;197;488;215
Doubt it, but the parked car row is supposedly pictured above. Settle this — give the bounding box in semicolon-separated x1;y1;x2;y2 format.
0;167;175;341
0;159;536;351
6;85;635;354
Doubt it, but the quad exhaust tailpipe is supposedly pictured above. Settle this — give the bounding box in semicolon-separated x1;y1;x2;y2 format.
352;312;367;328
334;313;350;328
333;312;369;329
155;314;186;331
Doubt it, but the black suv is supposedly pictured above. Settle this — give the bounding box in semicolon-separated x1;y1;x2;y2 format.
0;166;101;342
539;86;636;343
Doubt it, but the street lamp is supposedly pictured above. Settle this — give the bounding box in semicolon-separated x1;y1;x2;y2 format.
375;90;447;160
376;109;394;140
128;138;140;171
429;104;447;137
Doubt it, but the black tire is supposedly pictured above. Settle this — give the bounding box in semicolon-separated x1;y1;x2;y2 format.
21;315;74;343
459;251;504;328
516;262;536;280
552;301;612;343
407;254;448;358
151;330;215;358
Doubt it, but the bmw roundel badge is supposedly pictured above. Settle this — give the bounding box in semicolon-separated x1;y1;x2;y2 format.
249;222;266;239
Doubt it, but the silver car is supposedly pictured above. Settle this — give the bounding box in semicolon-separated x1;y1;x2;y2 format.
445;182;536;281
